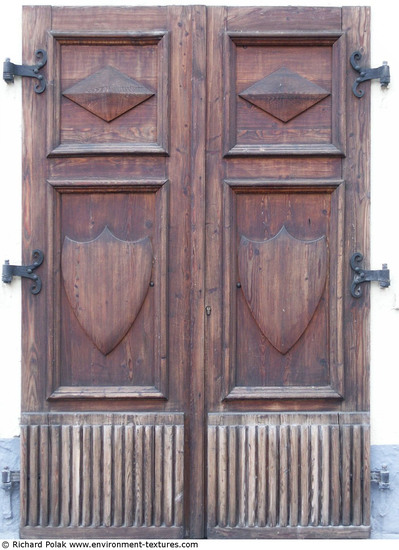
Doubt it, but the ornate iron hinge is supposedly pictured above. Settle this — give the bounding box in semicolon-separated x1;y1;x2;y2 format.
350;252;390;298
2;249;44;294
350;51;390;98
3;49;47;94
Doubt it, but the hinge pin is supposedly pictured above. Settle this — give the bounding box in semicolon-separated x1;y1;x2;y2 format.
3;49;47;94
1;467;20;520
350;51;390;98
371;464;390;490
350;252;390;298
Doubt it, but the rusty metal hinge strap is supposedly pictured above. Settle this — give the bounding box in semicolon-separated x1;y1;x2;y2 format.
350;51;390;98
3;49;47;93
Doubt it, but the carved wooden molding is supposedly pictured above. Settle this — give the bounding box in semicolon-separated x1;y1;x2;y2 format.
238;226;327;355
222;179;345;401
46;31;169;156
238;67;330;123
20;413;184;537
63;65;155;122
46;179;169;400
223;31;346;157
207;413;370;538
62;226;153;356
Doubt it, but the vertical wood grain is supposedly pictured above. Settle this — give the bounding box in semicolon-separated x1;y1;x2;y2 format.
310;425;320;526
22;417;185;531
321;425;330;526
257;426;267;527
300;425;310;526
39;425;49;527
135;425;144;527
279;425;289;527
237;426;247;527
144;425;153;527
289;425;299;527
362;424;371;526
174;425;185;527
82;425;91;527
21;5;52;412
92;425;102;528
21;5;371;540
352;425;362;526
247;425;257;528
217;426;228;527
207;415;370;533
49;425;61;527
114;425;124;527
103;425;113;528
124;424;134;528
60;426;70;528
20;425;28;528
154;425;163;527
28;425;39;526
342;425;352;526
342;6;371;412
163;424;173;527
207;426;217;529
187;5;207;536
331;425;341;526
267;425;278;527
228;426;237;527
71;425;81;527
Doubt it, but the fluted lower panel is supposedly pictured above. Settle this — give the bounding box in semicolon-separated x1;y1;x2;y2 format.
20;413;184;536
207;413;370;538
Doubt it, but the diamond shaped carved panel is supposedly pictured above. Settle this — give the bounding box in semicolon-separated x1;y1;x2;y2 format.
238;67;330;123
63;65;155;122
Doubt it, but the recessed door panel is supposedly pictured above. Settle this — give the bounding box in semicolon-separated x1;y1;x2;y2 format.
222;180;344;400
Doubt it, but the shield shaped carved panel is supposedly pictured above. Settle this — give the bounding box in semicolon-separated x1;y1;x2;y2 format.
238;226;328;354
62;226;153;355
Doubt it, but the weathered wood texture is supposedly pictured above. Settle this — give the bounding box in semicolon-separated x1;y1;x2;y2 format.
47;31;169;156
342;7;371;411
207;413;370;538
238;226;328;355
238;66;331;123
21;5;370;540
61;227;153;355
20;414;184;537
62;65;155;123
224;31;345;156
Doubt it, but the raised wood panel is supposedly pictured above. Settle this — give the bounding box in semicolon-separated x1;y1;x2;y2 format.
223;179;344;400
61;227;153;356
47;180;168;400
207;413;370;538
238;66;331;123
238;226;328;354
20;414;184;538
224;32;345;156
47;32;169;156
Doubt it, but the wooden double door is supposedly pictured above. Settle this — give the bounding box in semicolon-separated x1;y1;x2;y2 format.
21;5;370;539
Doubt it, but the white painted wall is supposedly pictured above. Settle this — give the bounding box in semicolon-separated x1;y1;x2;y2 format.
1;0;398;444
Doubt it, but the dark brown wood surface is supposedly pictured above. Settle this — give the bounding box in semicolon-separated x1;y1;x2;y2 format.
21;5;370;539
204;5;370;538
238;226;328;355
